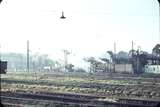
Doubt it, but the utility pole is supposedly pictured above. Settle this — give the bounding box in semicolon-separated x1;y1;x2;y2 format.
131;41;134;73
132;41;133;58
131;41;134;65
114;42;116;60
0;44;1;72
63;50;70;72
27;40;29;73
0;44;1;61
0;4;2;72
113;42;116;72
136;48;140;74
158;0;160;43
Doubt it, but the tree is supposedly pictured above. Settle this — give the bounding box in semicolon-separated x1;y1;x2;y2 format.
99;51;111;63
107;51;114;62
117;51;128;59
66;64;74;72
2;53;56;72
117;51;129;64
128;49;137;58
84;57;107;72
100;58;109;63
130;50;148;74
152;44;160;56
107;51;114;60
84;57;96;64
74;68;86;73
139;52;148;67
84;57;99;72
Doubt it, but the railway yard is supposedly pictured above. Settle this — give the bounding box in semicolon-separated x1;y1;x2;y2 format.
0;0;160;106
1;72;160;107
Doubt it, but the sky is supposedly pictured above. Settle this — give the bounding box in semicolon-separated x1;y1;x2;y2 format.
0;0;159;68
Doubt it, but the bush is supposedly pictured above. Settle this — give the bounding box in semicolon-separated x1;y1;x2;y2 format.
74;68;86;73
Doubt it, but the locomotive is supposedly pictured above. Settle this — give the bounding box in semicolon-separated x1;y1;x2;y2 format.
0;60;7;74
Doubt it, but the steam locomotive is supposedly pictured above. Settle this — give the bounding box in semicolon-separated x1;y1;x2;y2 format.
0;60;7;74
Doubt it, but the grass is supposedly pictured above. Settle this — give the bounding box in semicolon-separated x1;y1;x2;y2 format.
1;72;160;99
1;82;101;94
1;72;138;85
1;72;118;95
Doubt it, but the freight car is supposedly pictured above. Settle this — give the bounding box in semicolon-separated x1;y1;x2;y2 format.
0;60;7;74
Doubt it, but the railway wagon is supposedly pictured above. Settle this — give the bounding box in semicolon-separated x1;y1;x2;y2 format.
0;60;7;74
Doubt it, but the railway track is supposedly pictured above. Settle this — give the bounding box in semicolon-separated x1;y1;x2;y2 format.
1;96;101;107
1;91;159;107
1;78;158;88
1;78;160;101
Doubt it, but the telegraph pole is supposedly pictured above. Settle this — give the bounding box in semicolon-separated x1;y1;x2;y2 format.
0;44;1;72
158;0;160;43
132;41;133;58
114;42;116;72
0;1;2;72
27;40;29;73
63;50;70;72
0;44;1;61
114;42;116;59
131;41;134;73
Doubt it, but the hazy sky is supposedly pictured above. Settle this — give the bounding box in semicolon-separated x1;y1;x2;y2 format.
0;0;159;68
